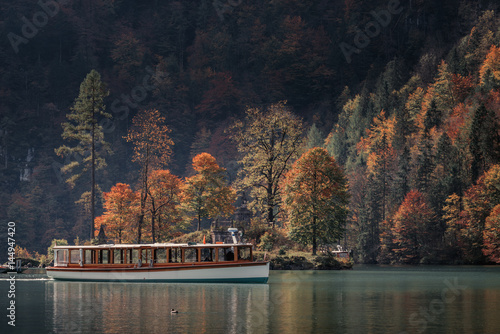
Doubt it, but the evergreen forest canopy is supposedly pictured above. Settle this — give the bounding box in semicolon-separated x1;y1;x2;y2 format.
1;0;500;264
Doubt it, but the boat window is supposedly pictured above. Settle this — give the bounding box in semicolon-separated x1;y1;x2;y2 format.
54;249;68;266
184;248;198;263
141;249;152;264
70;250;80;264
238;247;251;261
113;249;123;264
98;249;110;264
131;249;139;264
200;248;215;262
169;248;181;263
85;250;94;264
218;247;234;262
125;249;134;264
156;249;167;263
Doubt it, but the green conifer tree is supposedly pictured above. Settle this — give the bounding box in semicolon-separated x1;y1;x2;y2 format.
305;123;324;150
55;70;111;239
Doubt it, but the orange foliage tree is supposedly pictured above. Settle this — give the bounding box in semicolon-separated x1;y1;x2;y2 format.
483;204;500;263
125;109;174;243
392;190;435;264
444;165;500;263
95;183;138;244
479;45;500;88
182;153;236;231
282;148;349;255
451;74;475;103
443;103;471;144
444;183;487;263
147;170;185;243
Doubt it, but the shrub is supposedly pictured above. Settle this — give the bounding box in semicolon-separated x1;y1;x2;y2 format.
258;231;276;251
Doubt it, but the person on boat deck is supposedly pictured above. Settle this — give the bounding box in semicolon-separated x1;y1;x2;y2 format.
225;251;234;261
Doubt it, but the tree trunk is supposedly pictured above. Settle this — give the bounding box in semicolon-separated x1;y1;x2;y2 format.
137;147;150;244
151;198;156;243
197;213;201;231
91;108;95;240
137;214;144;244
267;179;274;227
312;216;317;255
151;214;156;243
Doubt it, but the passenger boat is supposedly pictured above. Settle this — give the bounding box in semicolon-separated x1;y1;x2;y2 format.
46;234;269;283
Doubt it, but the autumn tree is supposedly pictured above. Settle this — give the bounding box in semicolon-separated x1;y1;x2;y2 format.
182;153;236;231
230;102;304;227
415;113;436;194
147;170;184;243
55;70;110;239
444;165;500;263
392;190;436;264
360;111;397;222
479;45;500;89
356;111;397;262
283;148;349;255
483;204;500;263
443;193;464;258
95;183;138;244
125;109;174;243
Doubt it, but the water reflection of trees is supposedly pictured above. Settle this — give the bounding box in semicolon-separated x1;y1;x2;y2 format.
45;271;500;333
47;281;270;333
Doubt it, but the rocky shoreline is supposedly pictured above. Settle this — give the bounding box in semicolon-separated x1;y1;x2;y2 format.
269;255;353;270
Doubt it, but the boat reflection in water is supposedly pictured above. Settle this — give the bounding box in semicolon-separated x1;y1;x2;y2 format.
46;280;270;333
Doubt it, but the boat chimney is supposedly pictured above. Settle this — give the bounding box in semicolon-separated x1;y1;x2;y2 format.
228;228;239;244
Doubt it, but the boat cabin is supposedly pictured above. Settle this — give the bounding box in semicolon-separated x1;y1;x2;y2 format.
52;243;254;268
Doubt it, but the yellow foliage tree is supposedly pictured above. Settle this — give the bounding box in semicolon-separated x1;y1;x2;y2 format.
125;109;174;243
182;153;236;231
479;45;500;87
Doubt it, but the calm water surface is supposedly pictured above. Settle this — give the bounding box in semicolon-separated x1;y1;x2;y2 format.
1;266;499;333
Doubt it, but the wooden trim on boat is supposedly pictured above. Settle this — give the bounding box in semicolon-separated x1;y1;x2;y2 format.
46;261;267;273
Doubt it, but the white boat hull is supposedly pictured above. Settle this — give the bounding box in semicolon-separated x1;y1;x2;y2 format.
46;262;269;283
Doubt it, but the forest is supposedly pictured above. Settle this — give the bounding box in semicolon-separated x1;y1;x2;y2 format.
1;0;499;264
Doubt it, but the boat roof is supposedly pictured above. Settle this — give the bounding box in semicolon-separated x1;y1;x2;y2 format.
52;243;254;249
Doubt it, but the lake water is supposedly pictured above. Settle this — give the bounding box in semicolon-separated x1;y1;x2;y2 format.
1;266;500;333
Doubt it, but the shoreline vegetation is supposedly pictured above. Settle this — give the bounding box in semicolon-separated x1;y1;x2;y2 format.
256;252;353;271
9;229;499;271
